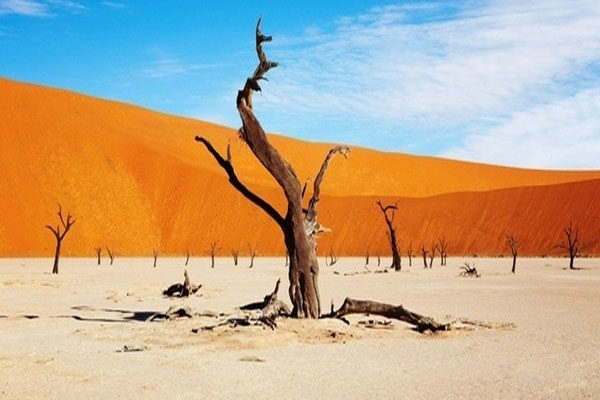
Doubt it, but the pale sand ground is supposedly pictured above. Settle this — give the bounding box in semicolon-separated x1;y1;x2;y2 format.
1;256;599;399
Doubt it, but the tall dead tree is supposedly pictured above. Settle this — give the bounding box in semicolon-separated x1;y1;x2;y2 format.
232;249;239;266
45;204;76;274
506;235;518;273
248;243;258;268
95;247;101;266
106;247;114;266
328;246;338;266
195;19;349;318
152;249;159;268
185;249;190;266
558;222;584;270
209;242;219;269
365;248;370;265
438;236;448;266
376;200;401;271
420;244;428;268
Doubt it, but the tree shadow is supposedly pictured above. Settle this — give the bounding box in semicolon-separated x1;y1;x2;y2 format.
65;306;164;323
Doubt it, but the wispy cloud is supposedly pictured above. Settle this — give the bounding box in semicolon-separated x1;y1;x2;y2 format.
0;0;48;17
101;1;124;10
141;50;228;79
253;0;600;167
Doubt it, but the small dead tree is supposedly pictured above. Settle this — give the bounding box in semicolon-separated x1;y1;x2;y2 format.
428;244;437;268
163;270;201;297
152;249;158;268
95;247;101;266
365;248;370;265
232;249;239;266
557;222;584;270
209;242;220;269
438;236;448;266
506;235;518;273
407;242;413;267
328;246;338;266
377;254;381;266
185;249;190;266
248;243;258;268
45;204;76;274
459;262;480;278
420;244;428;268
376;200;401;271
106;247;114;266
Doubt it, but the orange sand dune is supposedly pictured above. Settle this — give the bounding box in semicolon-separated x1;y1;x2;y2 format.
1;77;599;257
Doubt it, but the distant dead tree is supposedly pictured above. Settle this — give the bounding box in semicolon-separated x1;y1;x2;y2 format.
557;222;586;270
376;200;401;271
232;249;239;266
106;247;114;266
248;243;258;268
152;249;158;268
459;262;480;278
420;244;428;268
377;254;381;266
428;244;437;268
365;248;370;265
45;204;76;274
328;246;338;266
506;235;519;274
95;247;102;266
194;19;351;318
407;242;413;267
185;249;190;266
209;242;220;269
438;236;448;266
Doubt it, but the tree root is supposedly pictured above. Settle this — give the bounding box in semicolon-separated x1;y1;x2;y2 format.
323;298;514;333
163;270;202;297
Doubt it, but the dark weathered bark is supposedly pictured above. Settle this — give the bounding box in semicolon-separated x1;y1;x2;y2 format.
232;249;239;266
377;254;381;267
376;200;401;271
152;249;158;268
163;270;201;297
96;247;101;266
106;247;114;265
209;242;219;269
506;235;518;274
45;204;75;275
285;250;288;267
185;249;190;266
365;248;370;265
428;244;436;268
460;262;480;278
248;243;257;268
407;242;412;267
194;19;349;318
421;245;428;268
557;222;587;270
438;236;448;266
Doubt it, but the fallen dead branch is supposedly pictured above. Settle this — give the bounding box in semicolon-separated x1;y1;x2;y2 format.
459;262;480;278
163;270;202;297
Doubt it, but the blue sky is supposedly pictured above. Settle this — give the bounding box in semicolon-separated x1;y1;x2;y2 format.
2;0;600;168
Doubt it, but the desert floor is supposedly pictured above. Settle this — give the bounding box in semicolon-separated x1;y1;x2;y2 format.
1;256;599;399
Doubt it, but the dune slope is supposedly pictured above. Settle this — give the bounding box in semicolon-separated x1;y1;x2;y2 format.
1;77;599;256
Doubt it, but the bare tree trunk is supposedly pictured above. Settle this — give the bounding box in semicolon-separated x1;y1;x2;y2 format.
185;249;190;266
377;254;381;267
232;249;239;266
421;245;428;268
46;204;75;275
96;247;101;266
248;244;257;268
106;247;114;265
195;19;349;318
429;245;436;268
376;200;401;271
365;248;370;265
153;249;158;268
512;254;516;273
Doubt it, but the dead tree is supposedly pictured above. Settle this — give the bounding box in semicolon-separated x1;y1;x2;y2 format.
248;243;258;268
365;248;370;265
506;235;518;273
328;246;338;266
557;222;584;270
163;270;202;297
95;247;101;266
209;242;219;269
420;244;428;268
459;262;480;278
185;249;190;266
45;204;76;274
376;200;401;271
232;249;239;266
106;247;114;266
195;19;349;318
407;242;413;267
377;254;381;266
438;236;448;266
428;244;437;268
152;249;158;268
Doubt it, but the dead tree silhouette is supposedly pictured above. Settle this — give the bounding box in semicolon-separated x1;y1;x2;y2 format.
506;235;519;273
376;200;401;271
152;249;158;268
45;204;75;274
209;242;220;269
438;236;448;266
194;19;349;318
232;249;239;266
95;247;101;266
557;222;588;270
421;244;428;268
185;249;190;266
106;247;114;266
248;243;258;268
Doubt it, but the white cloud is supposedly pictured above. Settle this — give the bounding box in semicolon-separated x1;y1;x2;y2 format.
251;0;600;167
0;0;48;16
443;87;600;169
101;1;124;10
